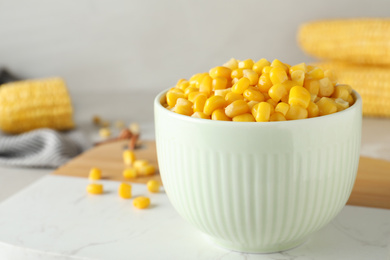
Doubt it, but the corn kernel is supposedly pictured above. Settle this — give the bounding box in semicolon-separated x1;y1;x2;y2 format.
209;66;232;79
231;78;239;85
289;86;311;108
238;59;255;69
223;58;239;70
270;67;288;85
271;59;288;70
266;98;277;108
133;196;150;209
233;113;255;122
118;183;132;199
133;160;149;171
189;72;208;88
174;98;193;116
212;108;231;121
123;168;137;178
316;97;337;116
285;105;308;120
123;150;136;165
129;122;140;135
243;69;259;85
247;101;260;109
324;70;337;85
166;90;185;107
89;167;102;180
99;128;111;138
306;67;324;80
257;73;273;92
243;87;264;102
335;98;349;111
138;164;156;176
147;180;161;193
290;70;305;86
188;92;206;103
177;80;190;91
262;66;272;74
232;77;250;94
204;95;226;115
275;102;290;116
254;102;272;122
175;78;186;88
225;92;244;105
191;111;210;119
332;85;350;101
87;183;103;195
268;83;288;102
253;58;271;75
303;79;320;96
212;77;228;90
262;92;270;100
289;63;307;74
231;68;244;79
347;94;354;106
270;112;286;121
214;88;231;99
199;75;213;96
193;94;207;113
184;86;198;97
307;101;319;118
225;100;250;118
318;77;335;97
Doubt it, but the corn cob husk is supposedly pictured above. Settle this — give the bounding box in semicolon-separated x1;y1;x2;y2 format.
314;61;390;117
0;77;75;134
298;19;390;66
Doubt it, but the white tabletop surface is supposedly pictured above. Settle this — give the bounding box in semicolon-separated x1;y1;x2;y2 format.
0;92;390;260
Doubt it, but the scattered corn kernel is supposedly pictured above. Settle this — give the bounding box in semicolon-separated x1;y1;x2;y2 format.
118;183;132;199
133;196;150;209
133;160;149;171
87;183;103;195
123;150;136;165
138;164;156;176
99;128;111;138
123;168;137;178
89;168;102;180
147;180;161;193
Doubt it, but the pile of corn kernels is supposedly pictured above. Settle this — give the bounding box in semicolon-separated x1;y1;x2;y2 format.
163;58;355;122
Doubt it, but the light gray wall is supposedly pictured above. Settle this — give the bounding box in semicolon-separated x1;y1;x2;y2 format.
0;0;389;95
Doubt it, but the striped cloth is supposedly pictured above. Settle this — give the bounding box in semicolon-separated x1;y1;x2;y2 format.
0;128;90;168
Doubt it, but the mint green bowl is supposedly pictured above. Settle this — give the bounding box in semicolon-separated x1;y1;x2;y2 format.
154;90;362;253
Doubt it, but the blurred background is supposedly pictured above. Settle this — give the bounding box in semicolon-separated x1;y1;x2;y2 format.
1;0;390;96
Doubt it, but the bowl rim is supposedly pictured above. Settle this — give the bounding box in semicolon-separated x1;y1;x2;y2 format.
154;88;362;125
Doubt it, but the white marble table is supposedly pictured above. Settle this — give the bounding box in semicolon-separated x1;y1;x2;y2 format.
0;92;390;259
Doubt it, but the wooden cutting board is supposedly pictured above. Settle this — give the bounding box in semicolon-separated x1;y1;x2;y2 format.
53;140;390;210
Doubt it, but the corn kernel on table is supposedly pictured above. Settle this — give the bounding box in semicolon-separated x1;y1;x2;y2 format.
0;92;390;260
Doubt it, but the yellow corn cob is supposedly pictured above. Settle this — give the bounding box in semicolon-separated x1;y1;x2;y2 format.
313;61;390;117
0;77;74;134
298;19;390;65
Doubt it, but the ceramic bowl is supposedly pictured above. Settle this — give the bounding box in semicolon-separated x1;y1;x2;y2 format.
154;90;362;253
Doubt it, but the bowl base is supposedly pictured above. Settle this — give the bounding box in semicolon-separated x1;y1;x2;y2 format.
209;236;308;254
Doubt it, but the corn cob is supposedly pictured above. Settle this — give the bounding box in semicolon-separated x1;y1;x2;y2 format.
298;19;390;66
314;61;390;117
0;77;75;134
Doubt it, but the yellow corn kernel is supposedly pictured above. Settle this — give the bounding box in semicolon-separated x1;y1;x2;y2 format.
118;183;132;199
133;160;149;171
175;78;186;88
316;97;337;116
268;83;288;102
238;59;255;69
133;196;150;209
253;58;271;75
138;164;156;176
212;77;228;90
262;66;272;74
89;167;102;180
225;92;244;105
257;73;273;92
306;67;324;80
209;66;232;79
307;101;319;118
99;128;111;138
266;100;276;114
289;63;307;74
347;94;354;106
204;95;226;115
339;84;352;94
332;85;350;101
123;168;137;178
247;101;260;109
231;68;244;79
232;77;250;94
231;78;239;85
281;94;289;103
184;86;198;97
225;100;250;118
243;69;259;85
335;98;350;111
314;96;321;103
214;88;231;99
223;58;239;70
285;105;308;120
199;75;213;96
189;72;208;88
233;113;255;122
324;69;337;85
177;80;190;92
254;102;272;122
303;79;320;96
290;70;305;86
192;94;206;113
191;111;210;119
262;92;270;100
212;108;231;121
123;150;136;165
147;180;161;193
166;89;185;107
271;59;289;71
275;102;290;116
87;183;103;195
174;98;193;116
270;67;288;85
188;92;206;103
243;87;265;102
289;86;311;108
270;112;287;121
318;77;335;97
